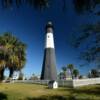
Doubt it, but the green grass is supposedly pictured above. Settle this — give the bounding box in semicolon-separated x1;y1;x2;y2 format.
0;83;100;100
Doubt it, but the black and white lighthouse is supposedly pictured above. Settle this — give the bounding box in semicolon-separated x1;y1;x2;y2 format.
41;21;57;80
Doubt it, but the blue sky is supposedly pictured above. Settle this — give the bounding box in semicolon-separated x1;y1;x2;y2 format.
0;0;99;78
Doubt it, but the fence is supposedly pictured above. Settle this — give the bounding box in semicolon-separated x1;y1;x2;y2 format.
73;78;100;87
13;78;100;88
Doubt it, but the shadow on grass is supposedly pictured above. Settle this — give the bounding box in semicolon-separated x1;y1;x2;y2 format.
0;92;7;100
26;95;76;100
27;85;100;100
60;85;100;96
72;88;100;96
73;85;100;96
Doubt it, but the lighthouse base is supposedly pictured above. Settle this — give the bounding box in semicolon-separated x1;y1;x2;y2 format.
41;48;57;80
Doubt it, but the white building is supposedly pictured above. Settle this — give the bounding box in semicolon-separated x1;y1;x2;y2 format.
48;80;58;89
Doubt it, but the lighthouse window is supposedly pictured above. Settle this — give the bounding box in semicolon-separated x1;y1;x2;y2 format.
48;36;50;38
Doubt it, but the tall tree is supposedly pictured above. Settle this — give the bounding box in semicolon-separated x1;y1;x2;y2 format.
67;64;74;79
61;66;67;79
0;32;26;80
0;60;6;80
90;69;99;78
73;69;79;79
0;35;7;80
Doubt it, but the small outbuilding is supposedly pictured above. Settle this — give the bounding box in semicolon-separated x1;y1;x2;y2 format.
48;80;58;89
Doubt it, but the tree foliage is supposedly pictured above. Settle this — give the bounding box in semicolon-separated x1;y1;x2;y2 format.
73;0;100;14
89;69;100;78
60;64;80;79
73;69;79;78
0;32;26;80
61;66;67;79
2;0;49;9
70;0;100;68
71;22;100;68
67;64;74;79
1;0;100;14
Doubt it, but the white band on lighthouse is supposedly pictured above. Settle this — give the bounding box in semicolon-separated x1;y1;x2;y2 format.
45;32;54;48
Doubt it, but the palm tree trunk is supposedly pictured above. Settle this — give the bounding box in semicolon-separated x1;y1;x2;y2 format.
0;68;4;80
9;67;14;78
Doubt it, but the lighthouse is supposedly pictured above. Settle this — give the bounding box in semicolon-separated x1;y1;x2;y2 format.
41;21;57;80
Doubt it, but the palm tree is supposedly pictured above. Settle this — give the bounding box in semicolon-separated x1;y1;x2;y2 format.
0;35;7;80
91;69;98;78
17;41;26;71
73;69;79;79
62;66;67;79
58;71;64;80
1;33;18;78
7;34;26;78
8;54;19;77
0;32;27;79
67;64;74;79
0;60;6;80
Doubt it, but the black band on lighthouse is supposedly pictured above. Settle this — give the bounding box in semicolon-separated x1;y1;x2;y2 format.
41;48;57;80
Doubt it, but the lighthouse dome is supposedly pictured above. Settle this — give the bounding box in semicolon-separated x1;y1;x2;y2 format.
46;21;54;29
48;21;52;25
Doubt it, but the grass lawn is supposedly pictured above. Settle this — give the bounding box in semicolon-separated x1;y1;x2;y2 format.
0;83;100;100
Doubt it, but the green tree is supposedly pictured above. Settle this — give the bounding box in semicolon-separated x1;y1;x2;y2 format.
67;64;74;79
0;60;6;80
73;69;79;79
0;32;26;80
0;35;8;80
61;66;67;79
90;69;99;78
